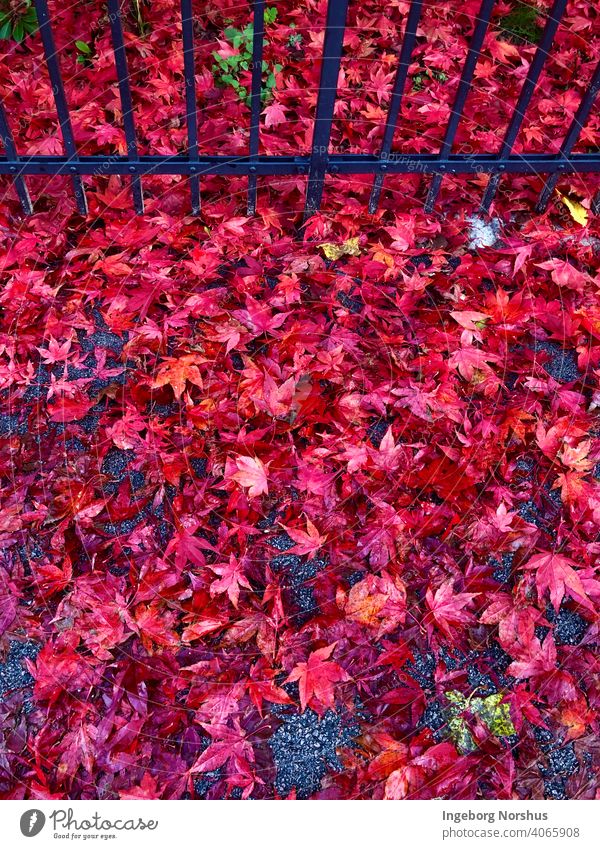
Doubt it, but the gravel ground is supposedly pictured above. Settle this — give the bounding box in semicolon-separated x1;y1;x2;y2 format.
0;641;39;697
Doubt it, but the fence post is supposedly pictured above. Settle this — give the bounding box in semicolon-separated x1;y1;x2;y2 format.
0;101;32;215
480;0;568;212
248;0;266;215
369;0;423;214
33;0;87;215
181;0;200;214
107;0;144;214
303;0;349;222
537;59;600;212
424;0;495;212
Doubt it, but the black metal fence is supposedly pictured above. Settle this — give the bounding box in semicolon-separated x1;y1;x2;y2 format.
1;0;600;219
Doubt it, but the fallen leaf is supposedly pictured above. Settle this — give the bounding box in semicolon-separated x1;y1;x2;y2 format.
230;455;269;498
285;643;349;713
318;237;361;260
557;191;588;226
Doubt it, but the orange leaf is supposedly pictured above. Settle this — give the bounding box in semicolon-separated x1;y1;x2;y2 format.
342;572;406;637
151;353;205;399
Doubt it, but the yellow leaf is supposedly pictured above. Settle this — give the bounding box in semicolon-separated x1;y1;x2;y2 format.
319;237;361;260
557;192;588;226
444;690;516;754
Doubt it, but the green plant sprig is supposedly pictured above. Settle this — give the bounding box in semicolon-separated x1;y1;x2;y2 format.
212;7;281;107
0;0;38;43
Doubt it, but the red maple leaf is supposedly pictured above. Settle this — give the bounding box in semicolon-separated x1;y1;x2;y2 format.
228;455;269;498
507;634;557;680
164;527;212;570
232;296;288;334
261;372;296;417
284;517;327;557
536;259;589;292
189;717;263;798
263;102;287;127
247;660;293;716
209;554;252;609
523;551;595;614
285;643;350;714
119;772;161;800
425;580;478;638
47;392;95;422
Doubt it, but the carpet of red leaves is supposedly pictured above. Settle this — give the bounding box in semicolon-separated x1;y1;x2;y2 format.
1;0;600;801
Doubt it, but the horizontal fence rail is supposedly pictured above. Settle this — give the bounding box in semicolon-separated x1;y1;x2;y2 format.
0;0;599;218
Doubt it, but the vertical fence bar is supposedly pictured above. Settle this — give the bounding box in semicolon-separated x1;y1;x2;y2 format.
0;101;33;215
369;0;423;214
247;0;266;215
424;0;495;213
33;0;87;214
536;59;600;212
181;0;200;214
303;0;350;222
480;0;568;212
108;0;144;214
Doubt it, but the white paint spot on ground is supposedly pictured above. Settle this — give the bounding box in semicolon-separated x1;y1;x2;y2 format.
467;214;501;249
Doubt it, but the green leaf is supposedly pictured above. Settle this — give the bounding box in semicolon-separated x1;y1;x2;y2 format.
75;40;91;53
471;694;516;738
13;20;24;42
0;20;11;39
448;715;477;754
212;53;229;71
444;689;516;755
445;690;466;709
